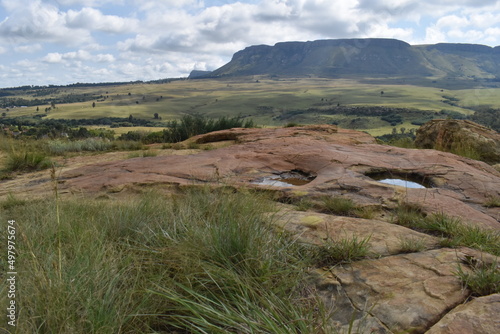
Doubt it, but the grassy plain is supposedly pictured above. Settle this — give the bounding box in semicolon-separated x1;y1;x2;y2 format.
6;77;499;129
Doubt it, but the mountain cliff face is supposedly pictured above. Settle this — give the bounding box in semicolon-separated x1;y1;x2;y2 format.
202;38;500;81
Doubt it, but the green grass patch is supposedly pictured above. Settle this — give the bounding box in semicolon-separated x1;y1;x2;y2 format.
393;204;500;256
47;138;114;155
0;188;332;333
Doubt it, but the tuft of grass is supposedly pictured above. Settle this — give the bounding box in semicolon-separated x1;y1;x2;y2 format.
4;148;52;172
187;141;200;149
455;260;500;297
354;206;378;219
295;197;315;211
393;202;426;227
1;193;27;209
313;235;371;266
484;196;500;208
320;196;357;216
393;206;500;256
398;237;427;253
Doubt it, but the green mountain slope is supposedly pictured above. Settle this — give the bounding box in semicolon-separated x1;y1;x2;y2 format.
206;38;500;86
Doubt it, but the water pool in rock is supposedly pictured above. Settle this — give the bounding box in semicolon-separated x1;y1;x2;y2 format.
365;170;433;189
377;178;426;189
251;170;316;187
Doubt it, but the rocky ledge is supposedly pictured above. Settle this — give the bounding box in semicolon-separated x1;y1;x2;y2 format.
6;125;500;333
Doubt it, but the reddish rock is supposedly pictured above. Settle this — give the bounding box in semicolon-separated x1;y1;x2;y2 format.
426;294;500;334
415;119;500;164
58;126;500;230
332;248;485;334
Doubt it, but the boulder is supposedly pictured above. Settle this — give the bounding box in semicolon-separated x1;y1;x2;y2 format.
415;119;500;164
425;294;500;334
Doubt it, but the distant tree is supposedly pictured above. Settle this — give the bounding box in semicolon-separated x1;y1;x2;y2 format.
400;127;406;134
92;102;96;108
1;112;6;117
380;91;384;96
392;127;397;135
51;101;56;109
128;114;134;122
36;106;39;112
153;113;159;119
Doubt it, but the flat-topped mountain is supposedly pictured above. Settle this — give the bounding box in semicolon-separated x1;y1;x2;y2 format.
199;38;500;83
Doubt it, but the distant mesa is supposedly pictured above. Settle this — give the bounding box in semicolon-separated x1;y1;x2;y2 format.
193;38;500;83
188;70;213;79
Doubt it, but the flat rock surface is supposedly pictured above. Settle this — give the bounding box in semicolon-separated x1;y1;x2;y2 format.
331;248;488;334
425;293;500;334
53;126;499;229
275;210;439;256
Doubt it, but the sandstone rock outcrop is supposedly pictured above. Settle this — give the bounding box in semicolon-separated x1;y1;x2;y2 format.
57;125;500;230
415;119;500;164
2;125;499;333
426;293;500;334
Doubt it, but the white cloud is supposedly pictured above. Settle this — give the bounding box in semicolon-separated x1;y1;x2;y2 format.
54;0;125;6
0;0;91;45
14;44;43;53
42;50;115;64
95;53;116;62
65;7;139;33
43;53;64;63
2;0;500;87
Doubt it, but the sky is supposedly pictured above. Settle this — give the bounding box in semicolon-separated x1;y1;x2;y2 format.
1;0;500;88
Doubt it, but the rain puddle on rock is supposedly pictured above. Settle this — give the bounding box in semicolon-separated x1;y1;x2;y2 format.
366;171;432;189
251;170;316;187
377;178;426;189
